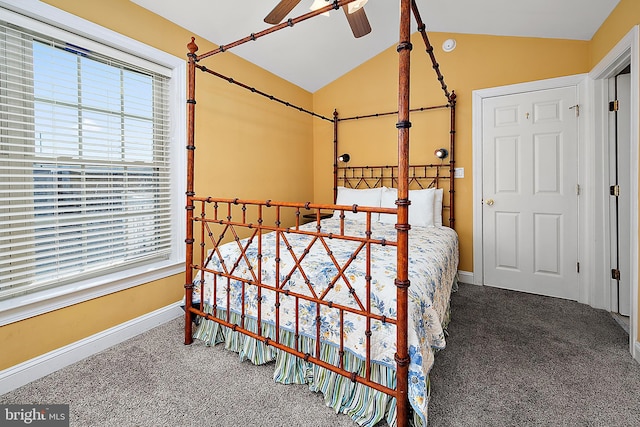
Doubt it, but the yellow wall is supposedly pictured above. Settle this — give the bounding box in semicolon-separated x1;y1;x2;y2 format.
590;0;640;68
313;32;589;273
590;0;640;344
1;277;179;368
0;0;314;371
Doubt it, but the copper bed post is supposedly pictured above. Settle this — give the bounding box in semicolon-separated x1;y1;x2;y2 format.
184;37;198;345
396;0;412;425
333;109;339;203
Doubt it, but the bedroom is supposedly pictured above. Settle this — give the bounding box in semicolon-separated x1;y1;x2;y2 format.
0;0;639;424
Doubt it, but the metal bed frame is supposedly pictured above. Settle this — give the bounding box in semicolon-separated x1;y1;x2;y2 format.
183;1;456;425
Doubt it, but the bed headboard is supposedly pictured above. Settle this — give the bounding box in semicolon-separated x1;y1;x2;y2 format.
331;100;456;229
335;163;453;228
336;163;450;190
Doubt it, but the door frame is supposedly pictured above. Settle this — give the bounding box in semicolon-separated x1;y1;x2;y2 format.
588;25;639;360
472;74;589;302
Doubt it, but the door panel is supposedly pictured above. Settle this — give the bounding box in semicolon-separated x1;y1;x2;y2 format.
534;133;560;193
482;86;579;300
495;136;519;192
534;213;560;275
495;212;519;270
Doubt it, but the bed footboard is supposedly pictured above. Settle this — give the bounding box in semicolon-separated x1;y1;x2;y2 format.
184;196;458;427
186;198;399;394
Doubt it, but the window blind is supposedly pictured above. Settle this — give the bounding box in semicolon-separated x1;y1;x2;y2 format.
0;20;172;299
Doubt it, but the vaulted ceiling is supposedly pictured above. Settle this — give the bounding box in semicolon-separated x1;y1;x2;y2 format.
131;0;621;92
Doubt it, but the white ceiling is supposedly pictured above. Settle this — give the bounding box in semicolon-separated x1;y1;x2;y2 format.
131;0;621;92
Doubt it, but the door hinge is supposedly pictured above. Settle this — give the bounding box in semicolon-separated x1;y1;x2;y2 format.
569;104;580;117
610;184;620;197
612;268;621;280
576;184;581;195
609;100;619;112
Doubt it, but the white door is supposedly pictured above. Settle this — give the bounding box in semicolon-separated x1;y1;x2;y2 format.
609;71;631;316
482;86;579;300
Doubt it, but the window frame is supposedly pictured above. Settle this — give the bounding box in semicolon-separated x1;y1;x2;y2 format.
0;0;186;326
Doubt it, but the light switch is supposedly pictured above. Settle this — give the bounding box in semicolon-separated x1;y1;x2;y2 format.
454;168;464;178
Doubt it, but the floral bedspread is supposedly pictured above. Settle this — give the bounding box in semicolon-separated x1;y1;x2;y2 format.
192;218;458;426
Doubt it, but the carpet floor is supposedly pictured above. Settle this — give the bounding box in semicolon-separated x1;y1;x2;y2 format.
2;283;639;426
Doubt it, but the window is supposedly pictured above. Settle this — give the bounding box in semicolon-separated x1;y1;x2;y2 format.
0;1;185;323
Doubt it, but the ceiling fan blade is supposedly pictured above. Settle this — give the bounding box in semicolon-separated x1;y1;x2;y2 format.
342;5;371;38
264;0;302;24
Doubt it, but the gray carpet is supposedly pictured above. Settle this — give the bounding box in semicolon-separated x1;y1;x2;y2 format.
2;283;640;426
428;284;640;426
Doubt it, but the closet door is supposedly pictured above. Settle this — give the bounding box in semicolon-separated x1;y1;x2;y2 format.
482;86;579;300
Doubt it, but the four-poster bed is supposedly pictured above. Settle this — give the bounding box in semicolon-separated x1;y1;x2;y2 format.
183;1;458;426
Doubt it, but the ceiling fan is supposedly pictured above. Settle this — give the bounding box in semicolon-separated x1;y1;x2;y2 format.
264;0;372;38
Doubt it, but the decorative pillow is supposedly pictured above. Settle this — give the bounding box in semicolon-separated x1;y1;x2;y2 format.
378;187;436;227
332;187;383;221
434;188;444;226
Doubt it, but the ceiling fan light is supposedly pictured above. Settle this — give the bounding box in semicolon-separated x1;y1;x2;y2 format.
310;0;330;17
347;0;368;14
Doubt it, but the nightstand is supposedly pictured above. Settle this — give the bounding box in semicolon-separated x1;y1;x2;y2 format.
302;212;333;220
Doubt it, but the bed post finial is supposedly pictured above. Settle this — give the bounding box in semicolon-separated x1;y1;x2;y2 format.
187;37;199;55
449;90;457;106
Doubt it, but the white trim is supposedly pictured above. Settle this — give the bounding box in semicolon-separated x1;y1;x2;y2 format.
0;263;183;327
588;25;639;358
0;302;183;395
0;0;176;73
457;270;474;285
0;0;187;325
589;27;638;78
635;340;640;363
576;77;593;306
471;90;484;287
472;74;589;296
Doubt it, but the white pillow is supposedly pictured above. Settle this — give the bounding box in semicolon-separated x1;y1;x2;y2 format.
409;188;436;227
434;188;444;226
379;187;398;224
333;187;383;222
378;187;436;227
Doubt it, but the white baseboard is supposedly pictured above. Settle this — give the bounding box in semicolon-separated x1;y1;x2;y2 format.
457;270;474;285
0;302;183;396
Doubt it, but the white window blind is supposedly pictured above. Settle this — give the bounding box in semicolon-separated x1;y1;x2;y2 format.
0;19;173;300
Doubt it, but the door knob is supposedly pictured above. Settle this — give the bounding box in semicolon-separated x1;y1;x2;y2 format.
485;198;494;206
